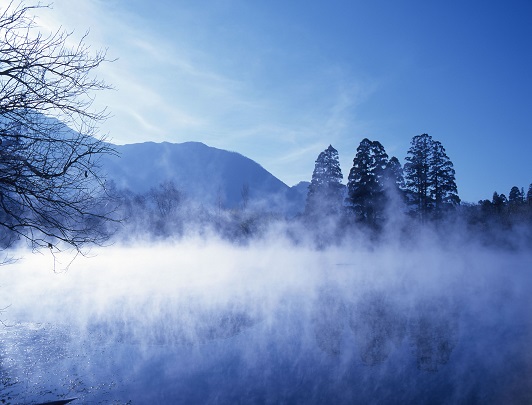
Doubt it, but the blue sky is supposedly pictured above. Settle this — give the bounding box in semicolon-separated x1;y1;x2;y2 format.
38;0;532;202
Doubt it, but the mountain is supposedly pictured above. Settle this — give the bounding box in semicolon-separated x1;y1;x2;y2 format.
0;112;307;214
291;181;310;200
101;141;306;216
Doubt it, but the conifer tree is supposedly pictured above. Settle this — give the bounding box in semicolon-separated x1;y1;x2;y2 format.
305;145;344;217
509;186;524;205
346;138;389;224
404;134;433;216
404;134;459;219
384;156;405;197
492;192;507;214
429;141;460;211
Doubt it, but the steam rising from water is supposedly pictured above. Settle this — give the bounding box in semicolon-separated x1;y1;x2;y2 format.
1;236;531;404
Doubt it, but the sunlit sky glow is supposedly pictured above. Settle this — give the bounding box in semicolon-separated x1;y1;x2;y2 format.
36;0;532;202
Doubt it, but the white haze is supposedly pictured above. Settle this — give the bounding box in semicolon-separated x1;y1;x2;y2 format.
1;231;531;404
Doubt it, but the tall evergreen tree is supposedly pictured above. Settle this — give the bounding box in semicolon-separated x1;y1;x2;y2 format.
346;138;389;224
492;192;507;214
384;156;405;197
508;186;524;205
404;134;459;218
498;193;508;217
429;141;460;211
404;134;433;216
527;184;532;206
305;145;344;217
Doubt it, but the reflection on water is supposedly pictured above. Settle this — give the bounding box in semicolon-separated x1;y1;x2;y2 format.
349;290;407;366
0;291;527;404
311;288;459;371
86;301;258;346
410;297;459;372
312;285;346;356
1;244;531;404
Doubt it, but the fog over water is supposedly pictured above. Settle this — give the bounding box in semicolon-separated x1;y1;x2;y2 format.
1;233;531;404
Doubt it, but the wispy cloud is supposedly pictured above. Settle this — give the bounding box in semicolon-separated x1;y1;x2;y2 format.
34;0;377;185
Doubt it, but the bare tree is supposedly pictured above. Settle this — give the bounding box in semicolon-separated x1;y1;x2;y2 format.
150;180;182;218
0;2;116;252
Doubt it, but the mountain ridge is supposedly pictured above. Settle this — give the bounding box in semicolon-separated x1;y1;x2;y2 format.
101;140;307;215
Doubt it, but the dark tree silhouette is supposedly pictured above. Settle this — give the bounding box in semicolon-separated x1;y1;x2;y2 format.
404;134;433;217
346;138;388;225
492;192;507;215
384;156;405;198
0;2;115;251
305;145;344;218
509;186;524;206
404;134;459;219
429;140;460;212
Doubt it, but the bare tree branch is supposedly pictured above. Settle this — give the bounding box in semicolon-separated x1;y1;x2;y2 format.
0;1;118;253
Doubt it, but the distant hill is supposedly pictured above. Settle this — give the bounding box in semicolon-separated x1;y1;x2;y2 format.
101;141;307;216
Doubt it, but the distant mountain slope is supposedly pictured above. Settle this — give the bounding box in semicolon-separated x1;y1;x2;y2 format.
101;141;306;215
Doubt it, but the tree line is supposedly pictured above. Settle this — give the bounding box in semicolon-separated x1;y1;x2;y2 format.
303;134;531;248
306;133;460;226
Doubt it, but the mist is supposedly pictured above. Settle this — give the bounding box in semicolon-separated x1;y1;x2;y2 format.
1;228;531;405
